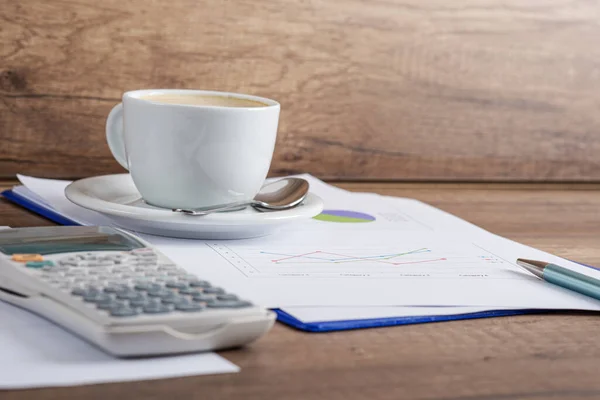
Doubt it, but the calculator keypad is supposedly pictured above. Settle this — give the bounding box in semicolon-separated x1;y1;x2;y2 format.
32;249;252;318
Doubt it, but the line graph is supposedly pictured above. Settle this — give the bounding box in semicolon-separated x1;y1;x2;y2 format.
207;243;507;279
263;248;447;266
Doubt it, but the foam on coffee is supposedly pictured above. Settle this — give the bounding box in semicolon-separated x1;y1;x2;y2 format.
138;93;267;108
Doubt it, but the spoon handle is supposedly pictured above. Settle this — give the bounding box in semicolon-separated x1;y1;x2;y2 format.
172;203;248;216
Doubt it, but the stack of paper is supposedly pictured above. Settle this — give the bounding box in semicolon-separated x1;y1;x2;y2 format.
6;174;600;327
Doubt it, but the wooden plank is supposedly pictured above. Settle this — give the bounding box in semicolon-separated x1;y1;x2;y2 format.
2;182;600;399
2;0;600;181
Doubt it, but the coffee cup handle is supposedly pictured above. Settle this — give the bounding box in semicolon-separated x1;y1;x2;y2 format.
105;103;129;170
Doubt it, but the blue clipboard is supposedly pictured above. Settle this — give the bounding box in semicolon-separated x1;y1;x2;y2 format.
0;188;579;333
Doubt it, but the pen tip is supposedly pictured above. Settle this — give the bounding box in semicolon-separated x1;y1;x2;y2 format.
517;259;548;269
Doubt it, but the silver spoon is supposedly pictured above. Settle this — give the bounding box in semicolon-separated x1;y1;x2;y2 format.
172;177;309;216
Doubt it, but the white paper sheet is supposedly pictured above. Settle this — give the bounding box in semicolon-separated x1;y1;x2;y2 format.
0;301;239;389
12;175;600;312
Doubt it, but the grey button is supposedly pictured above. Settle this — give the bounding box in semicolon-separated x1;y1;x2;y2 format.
88;260;114;267
143;271;161;277
207;300;252;308
87;269;104;276
97;300;127;310
134;282;162;291
175;302;205;312
142;304;172;314
167;271;185;277
192;294;216;304
157;265;178;271
165;281;187;289
58;256;78;266
179;287;202;296
116;291;145;301
110;307;139;317
148;289;176;299
135;262;157;268
104;284;129;293
102;254;127;261
203;287;225;295
161;295;189;305
177;274;199;281
129;296;152;308
83;292;112;303
217;294;238;301
189;280;211;288
84;285;102;293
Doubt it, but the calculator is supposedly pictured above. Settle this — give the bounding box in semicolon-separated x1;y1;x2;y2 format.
0;226;276;357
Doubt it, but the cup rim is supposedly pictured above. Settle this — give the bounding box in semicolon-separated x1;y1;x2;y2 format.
122;89;279;110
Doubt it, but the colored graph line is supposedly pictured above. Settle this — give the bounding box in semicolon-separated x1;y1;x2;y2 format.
260;248;444;266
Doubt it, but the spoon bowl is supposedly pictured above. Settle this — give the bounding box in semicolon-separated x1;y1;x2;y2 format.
173;178;310;216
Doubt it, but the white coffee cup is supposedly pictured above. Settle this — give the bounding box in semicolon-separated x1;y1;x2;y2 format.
105;89;280;210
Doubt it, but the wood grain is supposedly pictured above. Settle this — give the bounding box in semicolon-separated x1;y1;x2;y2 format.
3;181;600;399
2;0;600;181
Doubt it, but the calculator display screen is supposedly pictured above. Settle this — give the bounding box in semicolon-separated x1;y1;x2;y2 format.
0;226;145;255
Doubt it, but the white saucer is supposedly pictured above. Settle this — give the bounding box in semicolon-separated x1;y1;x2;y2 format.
64;174;324;240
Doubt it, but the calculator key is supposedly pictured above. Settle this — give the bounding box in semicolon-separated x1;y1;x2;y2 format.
88;260;114;267
165;281;187;289
192;294;217;304
83;292;112;303
110;307;139;317
161;295;189;305
113;267;133;273
203;287;225;295
104;284;125;293
179;287;202;296
207;300;252;309
217;294;238;301
134;282;162;291
87;269;103;276
175;302;205;312
67;269;86;276
25;261;54;269
12;254;43;262
142;304;172;314
83;286;103;294
129;297;152;308
189;280;211;288
58;259;78;267
116;291;145;301
157;265;178;271
97;300;127;310
147;289;176;299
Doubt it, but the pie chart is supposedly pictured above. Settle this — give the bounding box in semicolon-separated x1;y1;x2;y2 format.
313;209;376;223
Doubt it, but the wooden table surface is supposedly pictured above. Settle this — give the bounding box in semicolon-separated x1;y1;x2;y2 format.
2;181;600;400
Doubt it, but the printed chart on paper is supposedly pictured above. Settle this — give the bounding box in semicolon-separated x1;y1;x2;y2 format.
206;242;515;279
